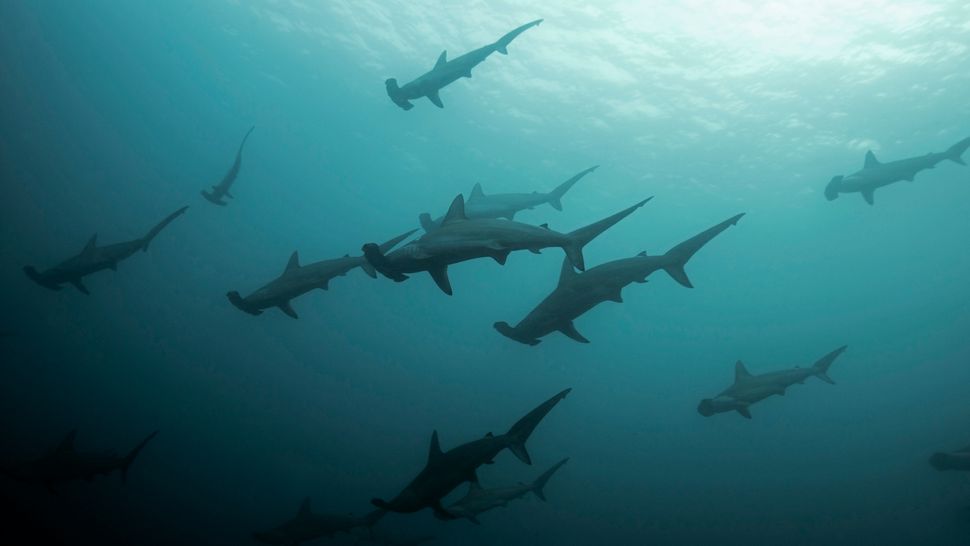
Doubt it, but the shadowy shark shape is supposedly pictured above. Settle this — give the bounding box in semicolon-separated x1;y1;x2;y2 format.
419;166;599;230
495;213;744;345
825;136;969;205
363;196;649;295
0;429;158;492
929;444;970;472
697;346;848;419
202;126;255;205
386;19;543;110
253;497;386;546
448;457;568;524
24;206;189;294
371;388;571;520
227;230;416;318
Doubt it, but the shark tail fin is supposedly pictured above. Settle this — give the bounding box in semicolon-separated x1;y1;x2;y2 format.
493;19;543;55
419;213;438;232
660;213;745;288
121;430;158;483
564;198;651;271
945;136;970;165
532;457;569;501
824;176;843;201
812;345;847;385
23;266;60;291
547;165;598;211
141;206;189;251
505;389;571;465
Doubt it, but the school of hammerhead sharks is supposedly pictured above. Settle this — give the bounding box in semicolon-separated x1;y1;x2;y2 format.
7;17;970;546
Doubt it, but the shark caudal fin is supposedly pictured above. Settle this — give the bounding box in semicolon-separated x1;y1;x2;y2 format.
493;19;543;54
812;345;847;385
659;213;744;288
564;198;651;271
141;206;189;251
824;176;843;201
505;389;571;465
385;79;414;111
547;165;598;211
945;136;970;165
121;430;158;483
532;457;569;501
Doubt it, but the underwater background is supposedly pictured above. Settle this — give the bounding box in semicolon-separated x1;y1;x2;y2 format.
2;0;970;544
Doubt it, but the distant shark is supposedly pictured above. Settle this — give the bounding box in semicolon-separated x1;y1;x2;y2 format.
419;166;599;230
0;429;158;492
929;444;970;472
24;206;189;294
371;388;571;520
386;19;543;110
448;457;569;524
227;230;416;318
495;213;744;345
253;497;385;546
825;136;970;205
697;346;847;419
202;126;255;205
363;196;648;295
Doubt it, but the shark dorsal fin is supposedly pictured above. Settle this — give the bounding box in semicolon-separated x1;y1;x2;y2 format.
637;251;648;257
440;195;467;226
470;183;485;200
558;257;577;287
298;497;312;518
734;360;752;382
56;429;77;453
435;50;447;68
82;234;98;254
864;150;880;169
428;430;443;464
285;251;300;273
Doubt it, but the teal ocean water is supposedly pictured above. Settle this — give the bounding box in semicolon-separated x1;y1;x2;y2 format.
2;1;970;544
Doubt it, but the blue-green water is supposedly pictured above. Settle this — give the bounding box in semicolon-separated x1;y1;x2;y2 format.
2;1;970;544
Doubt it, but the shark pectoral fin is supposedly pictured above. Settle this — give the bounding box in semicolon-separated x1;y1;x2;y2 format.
225;191;234;198
108;262;118;271
319;280;330;291
736;406;752;419
491;251;510;265
559;322;589;344
71;279;90;295
278;301;299;319
428;266;453;295
607;288;623;303
774;387;786;396
861;189;875;205
427;90;444;109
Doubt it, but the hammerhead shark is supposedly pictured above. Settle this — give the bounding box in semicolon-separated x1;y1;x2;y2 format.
447;457;569;524
825;136;970;205
253;497;386;545
386;19;543;110
371;388;571;520
419;166;599;230
495;213;743;345
24;206;189;294
697;346;847;419
202;125;255;205
1;430;158;492
929;444;970;472
363;196;649;295
227;230;416;318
